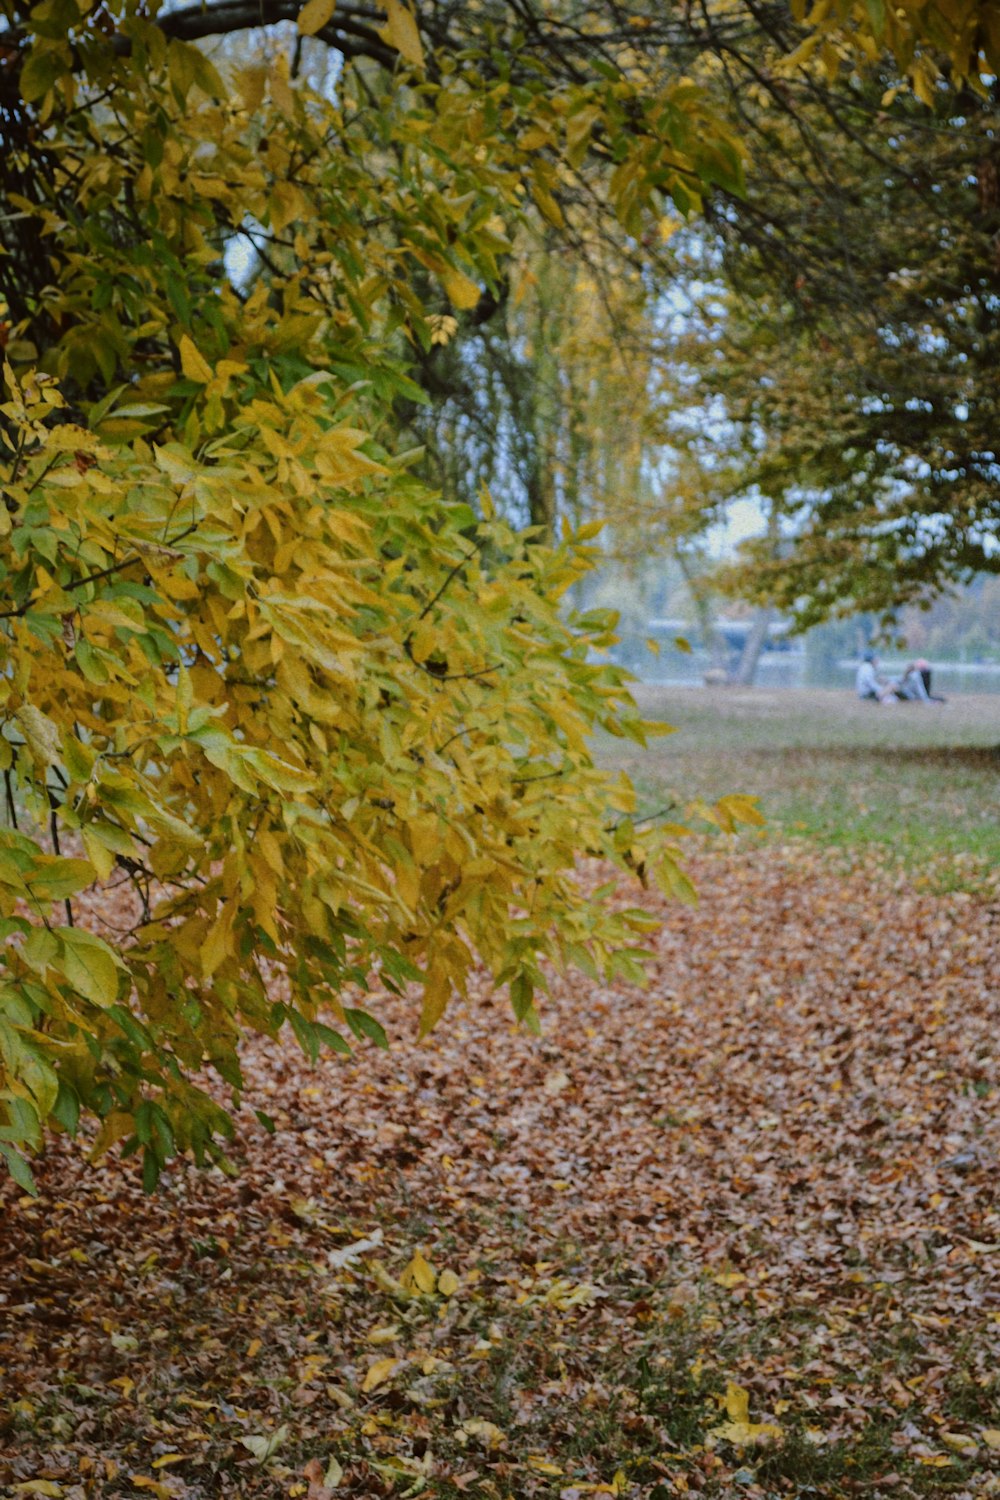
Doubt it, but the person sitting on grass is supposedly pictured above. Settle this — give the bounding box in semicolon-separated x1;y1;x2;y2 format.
913;657;946;702
895;661;931;701
855;650;897;703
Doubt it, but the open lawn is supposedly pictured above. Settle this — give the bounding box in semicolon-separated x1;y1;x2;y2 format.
599;688;1000;891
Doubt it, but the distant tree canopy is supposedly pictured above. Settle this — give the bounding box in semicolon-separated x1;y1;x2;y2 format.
656;39;1000;628
0;0;994;1189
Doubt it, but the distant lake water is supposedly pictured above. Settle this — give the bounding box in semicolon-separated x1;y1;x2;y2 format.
610;641;1000;695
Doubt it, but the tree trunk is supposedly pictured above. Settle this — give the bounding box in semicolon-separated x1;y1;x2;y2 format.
734;606;773;686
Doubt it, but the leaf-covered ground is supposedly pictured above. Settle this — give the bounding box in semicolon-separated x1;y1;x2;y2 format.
2;842;998;1500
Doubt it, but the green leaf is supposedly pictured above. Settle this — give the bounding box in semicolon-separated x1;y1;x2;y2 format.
27;857;96;903
288;1009;320;1063
19;47;64;102
52;1080;80;1135
142;1147;161;1194
509;972;534;1021
344;1008;388;1049
0;1143;38;1195
315;1022;352;1056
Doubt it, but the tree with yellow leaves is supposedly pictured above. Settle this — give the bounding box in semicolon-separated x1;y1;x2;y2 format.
0;0;762;1191
0;0;986;1190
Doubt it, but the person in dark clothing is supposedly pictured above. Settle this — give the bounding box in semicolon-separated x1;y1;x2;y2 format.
913;658;946;702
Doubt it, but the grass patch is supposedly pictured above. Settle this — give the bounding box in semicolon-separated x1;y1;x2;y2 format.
598;687;1000;890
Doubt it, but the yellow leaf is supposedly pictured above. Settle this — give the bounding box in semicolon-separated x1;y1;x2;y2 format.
400;1247;436;1294
178;334;213;383
200;907;234;977
531;181;564;227
725;1382;750;1424
714;1271;746;1289
11;1485;64;1498
89;1110;134;1164
176;662;192;735
528;1458;563;1476
238;64;267;110
130;1480;173;1499
941;1432;977;1453
418;968;451;1037
60;928;122;1007
437;1268;460;1297
982;1430;1000;1450
240;1425;289;1463
151;1454;186;1469
16;704;61;771
460;1418;505;1447
441;267;481;310
81;826;115;881
368;1324;400;1345
378;0;424;69
247;1337;262;1358
297;0;335;34
706;1381;782;1448
361;1356;399;1393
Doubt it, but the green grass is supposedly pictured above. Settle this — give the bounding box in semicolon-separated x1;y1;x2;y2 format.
598;687;1000;890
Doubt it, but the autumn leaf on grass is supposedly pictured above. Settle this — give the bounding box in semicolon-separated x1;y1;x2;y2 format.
240;1425;289;1463
303;1455;343;1497
131;1481;174;1500
367;1323;400;1345
327;1229;384;1270
708;1381;782;1447
574;1473;629;1497
399;1247;436;1293
361;1356;400;1393
941;1432;978;1453
527;1456;563;1476
459;1419;505;1449
545;1277;600;1310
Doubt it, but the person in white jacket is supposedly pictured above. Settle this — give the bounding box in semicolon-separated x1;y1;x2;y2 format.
855;651;896;703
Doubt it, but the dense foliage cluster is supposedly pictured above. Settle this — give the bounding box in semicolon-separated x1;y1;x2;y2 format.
0;0;758;1189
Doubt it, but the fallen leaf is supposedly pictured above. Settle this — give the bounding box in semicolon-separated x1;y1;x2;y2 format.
361;1356;399;1393
708;1381;782;1447
460;1418;505;1448
240;1425;289;1463
400;1248;436;1294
